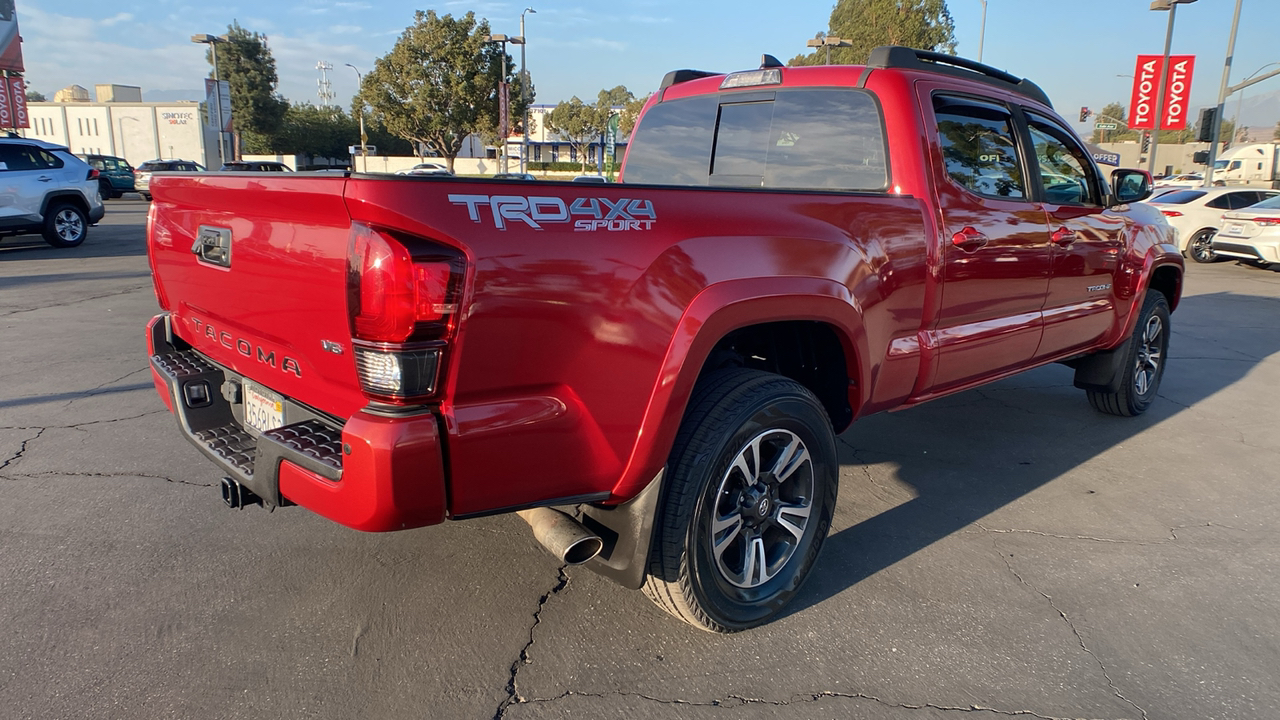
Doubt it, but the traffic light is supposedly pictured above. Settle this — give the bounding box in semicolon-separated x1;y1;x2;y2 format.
1141;133;1152;153
1079;106;1091;123
1196;107;1217;142
1192;150;1209;165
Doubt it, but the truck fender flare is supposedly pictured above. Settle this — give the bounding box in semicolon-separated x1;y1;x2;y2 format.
607;275;868;505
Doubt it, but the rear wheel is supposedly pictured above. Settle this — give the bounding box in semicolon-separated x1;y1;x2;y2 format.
41;203;88;248
642;369;838;633
1087;290;1170;417
1188;229;1219;263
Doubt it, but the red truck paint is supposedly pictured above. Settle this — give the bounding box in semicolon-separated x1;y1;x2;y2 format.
146;48;1183;629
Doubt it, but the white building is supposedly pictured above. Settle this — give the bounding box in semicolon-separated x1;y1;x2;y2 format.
19;101;220;169
502;104;630;169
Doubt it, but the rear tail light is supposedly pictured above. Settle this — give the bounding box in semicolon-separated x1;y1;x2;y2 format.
1160;209;1182;217
87;168;100;181
346;223;465;404
1254;217;1280;226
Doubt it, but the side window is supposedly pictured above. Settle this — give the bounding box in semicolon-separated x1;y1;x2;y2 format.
0;145;63;171
932;95;1026;199
1204;194;1236;210
1025;113;1100;206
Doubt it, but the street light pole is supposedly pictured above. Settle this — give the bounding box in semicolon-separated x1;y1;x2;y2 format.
1147;0;1197;177
521;8;535;174
1232;62;1280;143
976;0;987;62
805;36;851;65
191;34;229;165
345;63;367;171
1203;0;1242;188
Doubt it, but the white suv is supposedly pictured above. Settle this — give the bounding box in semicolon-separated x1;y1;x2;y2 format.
0;138;105;248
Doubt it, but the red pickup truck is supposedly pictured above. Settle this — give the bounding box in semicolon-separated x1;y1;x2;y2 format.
146;47;1182;632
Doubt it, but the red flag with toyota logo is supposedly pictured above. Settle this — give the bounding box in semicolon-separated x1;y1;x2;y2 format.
8;75;28;128
1128;54;1195;131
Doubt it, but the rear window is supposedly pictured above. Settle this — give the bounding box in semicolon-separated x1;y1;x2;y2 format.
1249;194;1280;210
624;88;888;191
1152;190;1206;204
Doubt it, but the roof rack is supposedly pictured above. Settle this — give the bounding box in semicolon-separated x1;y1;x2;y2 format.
866;45;1053;109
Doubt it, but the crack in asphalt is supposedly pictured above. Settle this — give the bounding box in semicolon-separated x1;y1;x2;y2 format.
0;428;45;472
0;285;152;317
60;367;151;407
494;565;570;720
0;409;166;433
988;536;1148;720
1;470;214;488
513;688;1120;718
973;523;1172;546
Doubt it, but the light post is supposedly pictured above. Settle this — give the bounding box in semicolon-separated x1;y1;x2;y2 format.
345;63;367;171
520;7;535;174
975;0;987;62
1146;0;1197;177
1203;0;1243;187
805;36;852;65
191;33;230;164
485;33;523;173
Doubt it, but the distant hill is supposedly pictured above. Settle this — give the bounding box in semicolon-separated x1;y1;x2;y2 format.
1236;87;1280;128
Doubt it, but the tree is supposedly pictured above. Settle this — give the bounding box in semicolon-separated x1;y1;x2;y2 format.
25;88;45;102
1089;102;1139;144
544;96;603;172
360;10;509;173
210;22;289;155
619;92;651;138
269;104;358;161
789;0;955;67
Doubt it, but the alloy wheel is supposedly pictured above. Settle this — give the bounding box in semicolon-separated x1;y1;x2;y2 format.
55;208;84;243
1134;314;1163;396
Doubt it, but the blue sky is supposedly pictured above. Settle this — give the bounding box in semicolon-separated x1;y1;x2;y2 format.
19;0;1280;131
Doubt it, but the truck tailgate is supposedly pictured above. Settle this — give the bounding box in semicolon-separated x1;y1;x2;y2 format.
149;174;366;419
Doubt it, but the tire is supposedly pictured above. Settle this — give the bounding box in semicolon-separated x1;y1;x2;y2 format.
642;368;838;633
1188;229;1219;263
1087;290;1171;417
41;202;88;248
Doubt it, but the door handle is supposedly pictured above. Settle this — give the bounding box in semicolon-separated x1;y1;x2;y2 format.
1051;226;1078;246
37;176;53;182
951;226;989;252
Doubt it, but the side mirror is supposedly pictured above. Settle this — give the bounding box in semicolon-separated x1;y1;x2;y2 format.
1110;168;1153;205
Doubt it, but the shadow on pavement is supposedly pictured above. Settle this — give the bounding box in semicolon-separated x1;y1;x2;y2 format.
791;290;1280;615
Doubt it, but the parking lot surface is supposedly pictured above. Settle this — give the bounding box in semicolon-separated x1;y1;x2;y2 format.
2;199;1278;719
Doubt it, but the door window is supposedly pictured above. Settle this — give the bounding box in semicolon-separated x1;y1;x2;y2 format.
1025;114;1101;206
0;145;63;171
932;95;1026;199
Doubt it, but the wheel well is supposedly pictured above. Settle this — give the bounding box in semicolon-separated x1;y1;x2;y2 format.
1149;265;1181;312
701;321;854;432
41;192;89;218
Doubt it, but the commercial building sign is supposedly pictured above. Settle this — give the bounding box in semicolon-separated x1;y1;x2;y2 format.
203;79;232;132
1128;54;1195;131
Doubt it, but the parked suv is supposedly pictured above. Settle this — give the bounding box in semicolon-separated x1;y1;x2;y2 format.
0;138;105;248
78;153;136;199
135;159;205;201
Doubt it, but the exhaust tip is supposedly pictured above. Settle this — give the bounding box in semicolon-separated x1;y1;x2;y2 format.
562;535;605;565
517;507;604;565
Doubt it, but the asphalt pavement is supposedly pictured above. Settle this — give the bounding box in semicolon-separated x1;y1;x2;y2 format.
2;198;1278;720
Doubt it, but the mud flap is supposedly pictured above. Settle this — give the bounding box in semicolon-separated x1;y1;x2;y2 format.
578;469;664;589
1070;335;1134;394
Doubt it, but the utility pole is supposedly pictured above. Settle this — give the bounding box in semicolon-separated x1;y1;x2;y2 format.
521;7;536;174
316;61;334;107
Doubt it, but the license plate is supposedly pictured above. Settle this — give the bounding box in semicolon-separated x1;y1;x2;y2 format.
1227;223;1245;235
243;380;284;435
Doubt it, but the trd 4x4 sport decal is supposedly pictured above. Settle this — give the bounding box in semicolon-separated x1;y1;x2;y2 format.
449;194;656;231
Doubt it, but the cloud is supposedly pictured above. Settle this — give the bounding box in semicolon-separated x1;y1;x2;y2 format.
101;13;134;27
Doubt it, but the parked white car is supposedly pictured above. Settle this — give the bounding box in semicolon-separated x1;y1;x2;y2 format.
1214;193;1280;267
1145;186;1279;263
0;137;105;247
1153;173;1203;189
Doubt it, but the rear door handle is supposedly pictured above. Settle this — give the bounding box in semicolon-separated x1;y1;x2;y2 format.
37;176;53;182
951;226;989;252
1051;226;1078;246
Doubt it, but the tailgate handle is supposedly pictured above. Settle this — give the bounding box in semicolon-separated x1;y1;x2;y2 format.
193;225;232;268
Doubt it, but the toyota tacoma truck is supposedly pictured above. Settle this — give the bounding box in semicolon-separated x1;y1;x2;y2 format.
145;47;1183;632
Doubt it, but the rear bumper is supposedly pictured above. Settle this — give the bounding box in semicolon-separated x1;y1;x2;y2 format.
88;204;106;223
147;313;446;531
1212;238;1277;263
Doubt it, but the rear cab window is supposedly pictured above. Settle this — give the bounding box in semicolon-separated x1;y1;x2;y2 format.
623;88;888;191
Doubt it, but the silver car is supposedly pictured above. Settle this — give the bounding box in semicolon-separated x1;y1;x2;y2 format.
0;138;104;248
